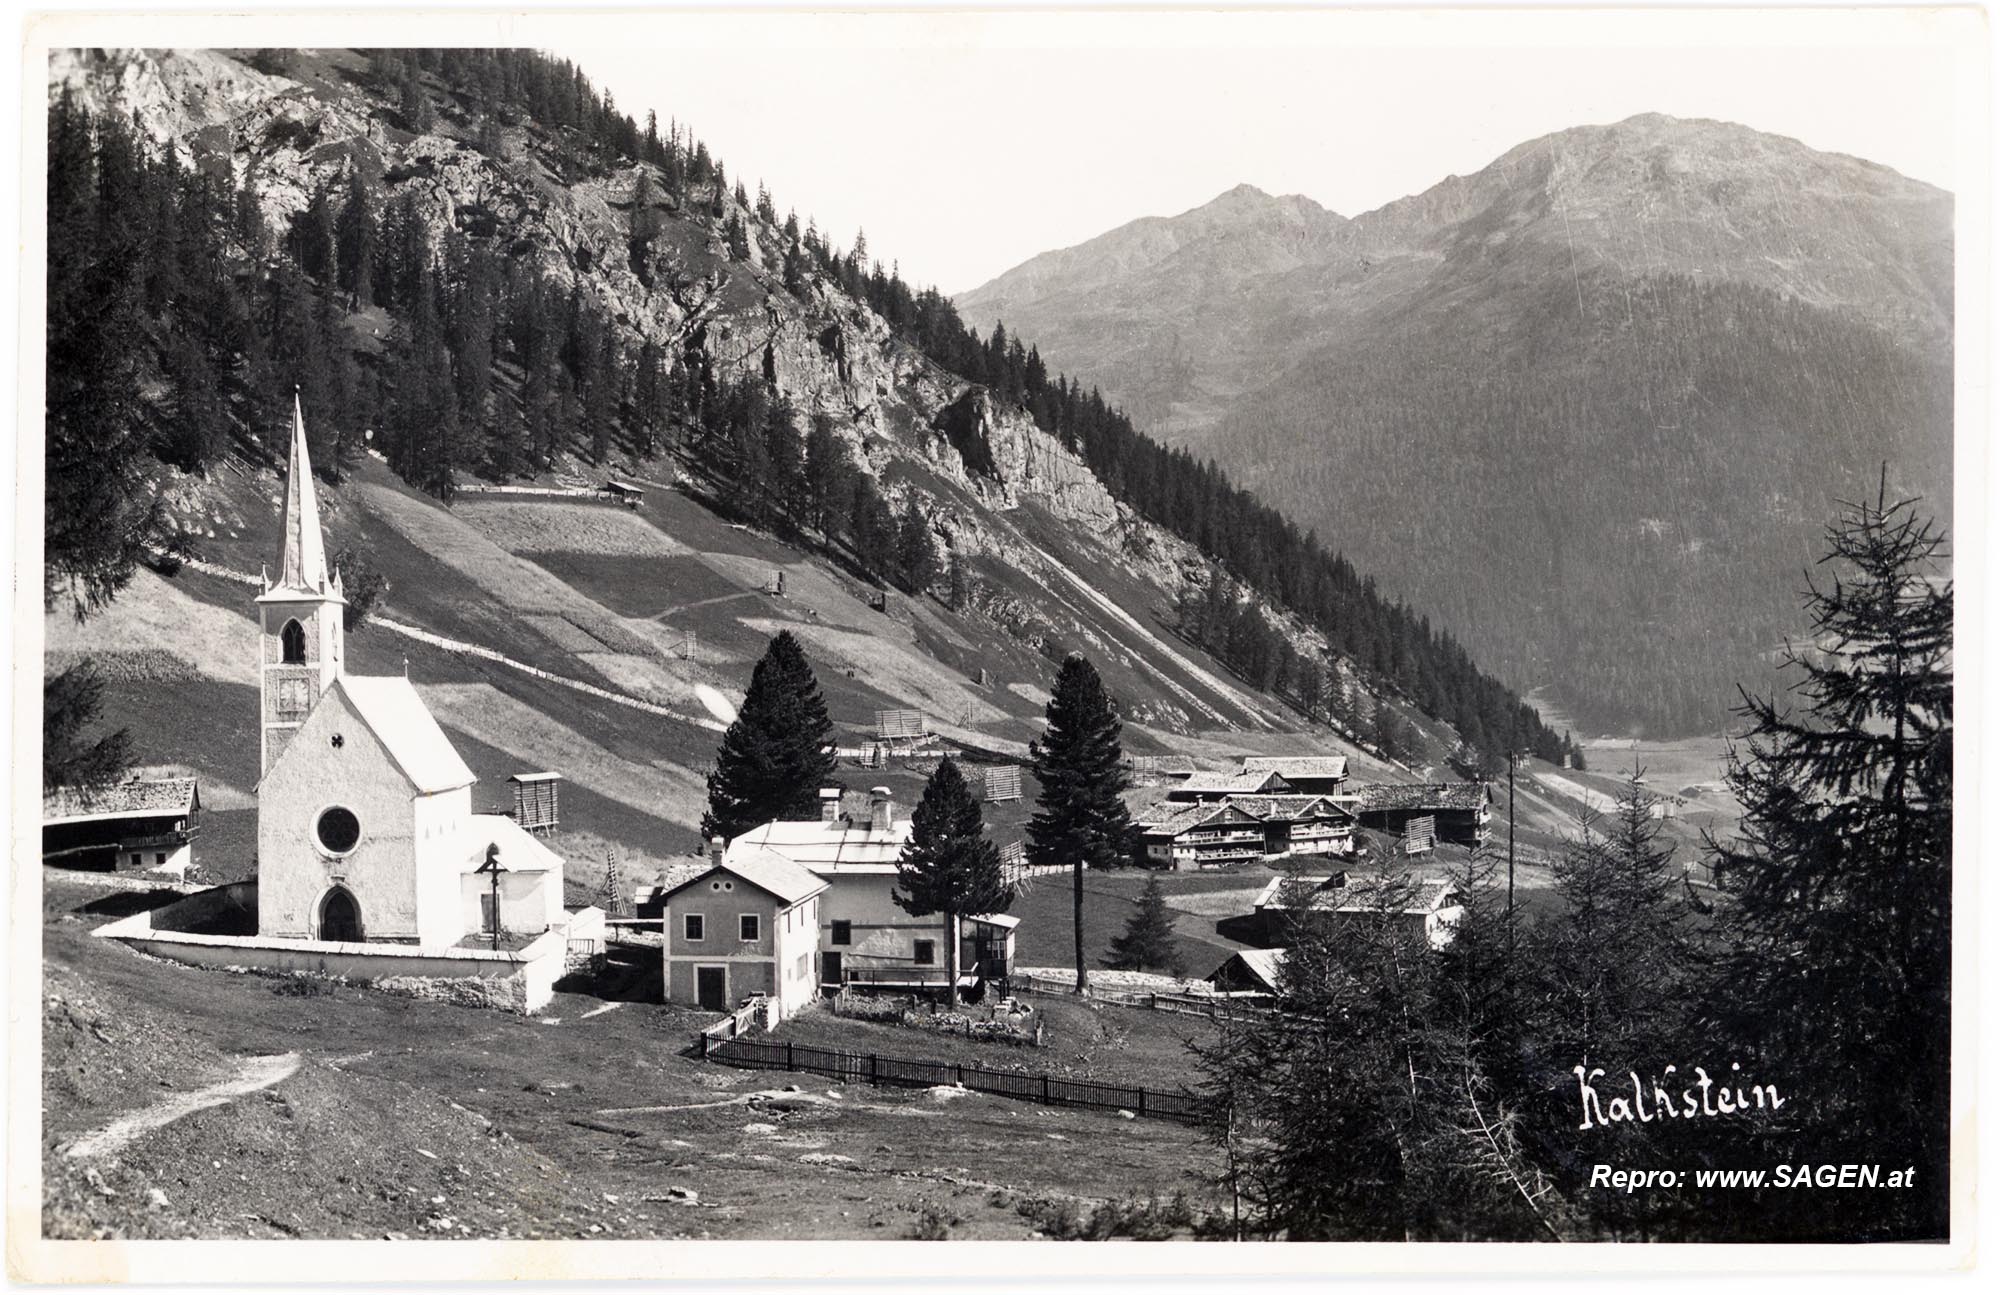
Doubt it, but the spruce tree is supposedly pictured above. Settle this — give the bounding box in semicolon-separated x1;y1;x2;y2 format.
699;630;837;843
1105;872;1182;976
1026;654;1134;992
893;757;1012;1003
1701;479;1952;1240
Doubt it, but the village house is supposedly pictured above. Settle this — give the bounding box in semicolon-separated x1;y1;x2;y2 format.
253;397;571;948
1239;755;1350;796
660;845;825;1021
1354;782;1494;846
723;787;1018;994
1227;794;1358;860
43;777;202;878
1135;800;1267;869
1251;872;1464;949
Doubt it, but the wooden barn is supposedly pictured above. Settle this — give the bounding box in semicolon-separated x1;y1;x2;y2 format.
1354;782;1493;846
43;778;202;877
508;772;562;833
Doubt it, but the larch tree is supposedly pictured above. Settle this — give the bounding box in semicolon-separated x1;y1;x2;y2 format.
892;757;1012;1003
1026;654;1134;993
699;630;837;844
1701;477;1952;1241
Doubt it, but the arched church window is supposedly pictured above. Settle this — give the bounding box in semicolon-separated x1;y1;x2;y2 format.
281;619;307;665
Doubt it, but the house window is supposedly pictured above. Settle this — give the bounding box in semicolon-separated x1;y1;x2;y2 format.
914;939;935;966
739;913;760;941
155;852;167;867
684;913;705;942
831;920;851;946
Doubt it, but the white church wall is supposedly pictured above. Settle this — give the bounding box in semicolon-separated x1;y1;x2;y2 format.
258;688;423;941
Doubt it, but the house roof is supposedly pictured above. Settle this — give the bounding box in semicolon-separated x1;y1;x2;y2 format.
1357;782;1490;813
1225;794;1353;824
1334;875;1461;915
728;816;913;874
1241;756;1349;781
337;676;477;794
1134;801;1255;837
1170;770;1294;798
967;912;1021;930
461;814;562;875
1209;947;1289;993
43;777;200;825
1253;874;1348;912
665;848;828;907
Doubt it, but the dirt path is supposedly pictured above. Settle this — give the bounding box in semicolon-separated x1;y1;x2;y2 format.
62;1053;302;1160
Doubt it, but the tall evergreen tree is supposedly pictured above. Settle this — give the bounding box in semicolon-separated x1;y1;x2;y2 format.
892;757;1012;1003
1026;654;1134;993
699;630;838;843
1701;480;1952;1240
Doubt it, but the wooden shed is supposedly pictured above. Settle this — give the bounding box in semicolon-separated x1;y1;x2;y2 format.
509;772;562;833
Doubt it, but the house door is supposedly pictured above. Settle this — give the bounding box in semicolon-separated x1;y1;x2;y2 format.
320;887;363;942
696;966;727;1011
820;951;843;990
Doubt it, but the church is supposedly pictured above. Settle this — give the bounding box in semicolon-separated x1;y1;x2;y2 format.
254;398;567;948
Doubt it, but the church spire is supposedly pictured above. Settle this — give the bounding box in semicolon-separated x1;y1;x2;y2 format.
274;390;329;594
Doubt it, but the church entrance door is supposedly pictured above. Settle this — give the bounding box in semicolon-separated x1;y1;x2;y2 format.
321;887;363;942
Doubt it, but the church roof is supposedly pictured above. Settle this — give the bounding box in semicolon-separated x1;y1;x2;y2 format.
461;814;560;874
259;393;343;604
337;676;477;793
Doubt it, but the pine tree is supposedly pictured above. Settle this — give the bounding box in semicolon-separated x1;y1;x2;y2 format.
1105;872;1182;976
895;499;942;595
1700;480;1952;1240
699;630;838;843
893;757;1012;1003
43;661;133;790
1026;654;1134;993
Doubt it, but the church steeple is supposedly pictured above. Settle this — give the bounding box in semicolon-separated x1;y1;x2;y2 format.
256;391;345;778
271;391;330;595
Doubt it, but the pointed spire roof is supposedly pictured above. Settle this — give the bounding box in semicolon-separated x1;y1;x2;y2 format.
262;391;341;601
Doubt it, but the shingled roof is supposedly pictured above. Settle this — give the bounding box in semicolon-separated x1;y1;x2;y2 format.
1357;782;1490;813
1240;756;1349;780
43;778;200;824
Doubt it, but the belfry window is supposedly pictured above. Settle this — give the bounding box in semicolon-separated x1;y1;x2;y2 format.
281;619;307;665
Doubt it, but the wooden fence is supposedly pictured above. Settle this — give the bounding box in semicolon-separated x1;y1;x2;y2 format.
1012;972;1274;1019
697;1000;765;1043
695;1032;1201;1123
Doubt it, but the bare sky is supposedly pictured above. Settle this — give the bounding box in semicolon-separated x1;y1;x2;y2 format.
548;7;1969;295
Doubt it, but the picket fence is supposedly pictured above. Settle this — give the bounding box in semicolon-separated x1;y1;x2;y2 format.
695;1033;1201;1123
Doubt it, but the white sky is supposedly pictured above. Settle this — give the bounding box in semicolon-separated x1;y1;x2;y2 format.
551;6;1970;293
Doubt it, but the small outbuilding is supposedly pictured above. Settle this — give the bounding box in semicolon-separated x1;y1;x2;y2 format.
1354;782;1493;846
1208;947;1289;996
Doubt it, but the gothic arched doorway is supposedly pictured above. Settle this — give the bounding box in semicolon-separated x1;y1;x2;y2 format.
319;886;363;942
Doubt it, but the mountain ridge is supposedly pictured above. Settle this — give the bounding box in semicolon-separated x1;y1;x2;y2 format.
955;111;1954;732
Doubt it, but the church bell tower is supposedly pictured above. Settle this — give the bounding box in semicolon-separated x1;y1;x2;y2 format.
257;393;346;777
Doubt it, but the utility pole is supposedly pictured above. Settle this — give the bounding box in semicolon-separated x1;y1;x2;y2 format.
1506;751;1522;959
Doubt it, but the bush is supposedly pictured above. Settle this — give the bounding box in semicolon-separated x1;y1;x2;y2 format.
1017;1191;1196;1240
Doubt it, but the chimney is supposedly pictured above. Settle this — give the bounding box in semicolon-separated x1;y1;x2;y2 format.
709;835;724;867
819;787;842;823
870;786;896;832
